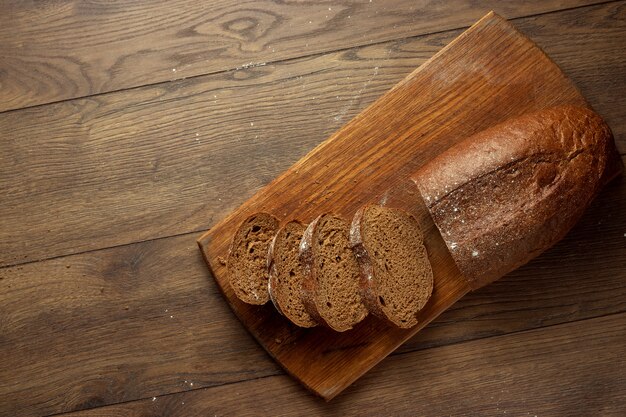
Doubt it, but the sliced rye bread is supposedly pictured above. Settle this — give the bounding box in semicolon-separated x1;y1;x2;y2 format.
351;205;433;328
300;214;368;332
267;221;318;328
228;212;279;305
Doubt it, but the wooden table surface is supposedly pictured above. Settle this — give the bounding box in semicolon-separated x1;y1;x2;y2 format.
1;1;625;416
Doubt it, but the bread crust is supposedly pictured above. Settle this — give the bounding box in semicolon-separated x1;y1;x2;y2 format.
412;106;622;289
266;229;285;316
350;206;387;320
299;215;330;327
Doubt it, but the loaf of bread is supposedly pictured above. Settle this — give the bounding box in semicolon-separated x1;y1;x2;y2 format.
300;214;368;332
351;205;433;328
267;221;318;328
227;105;620;332
411;105;622;289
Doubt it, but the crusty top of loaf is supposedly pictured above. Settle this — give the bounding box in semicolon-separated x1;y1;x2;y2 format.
412;106;621;289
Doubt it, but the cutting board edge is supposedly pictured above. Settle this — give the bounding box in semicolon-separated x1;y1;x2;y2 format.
197;223;472;401
195;9;591;400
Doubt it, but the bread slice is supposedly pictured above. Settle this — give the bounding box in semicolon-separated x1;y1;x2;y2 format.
300;214;368;332
351;205;433;328
267;221;317;328
228;213;279;305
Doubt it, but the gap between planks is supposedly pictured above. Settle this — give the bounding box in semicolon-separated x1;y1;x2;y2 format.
1;160;624;272
0;0;618;116
51;310;626;416
0;164;625;414
2;147;623;272
0;2;624;270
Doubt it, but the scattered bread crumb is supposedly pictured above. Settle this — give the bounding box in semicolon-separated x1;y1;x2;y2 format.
217;256;227;266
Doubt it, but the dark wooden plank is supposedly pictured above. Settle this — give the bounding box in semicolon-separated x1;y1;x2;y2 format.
0;234;281;417
0;157;623;416
198;10;618;399
1;2;625;268
63;313;626;416
0;0;604;111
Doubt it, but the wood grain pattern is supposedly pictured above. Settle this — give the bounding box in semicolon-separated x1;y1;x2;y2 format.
197;12;613;399
0;161;623;416
0;0;604;112
2;2;625;268
63;312;626;416
1;3;625;415
0;234;281;417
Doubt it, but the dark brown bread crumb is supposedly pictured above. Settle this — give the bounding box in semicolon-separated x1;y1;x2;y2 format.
228;213;279;305
300;214;368;332
351;205;433;328
267;221;317;328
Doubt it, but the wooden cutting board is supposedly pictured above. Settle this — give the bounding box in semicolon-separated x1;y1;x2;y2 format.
198;11;588;400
